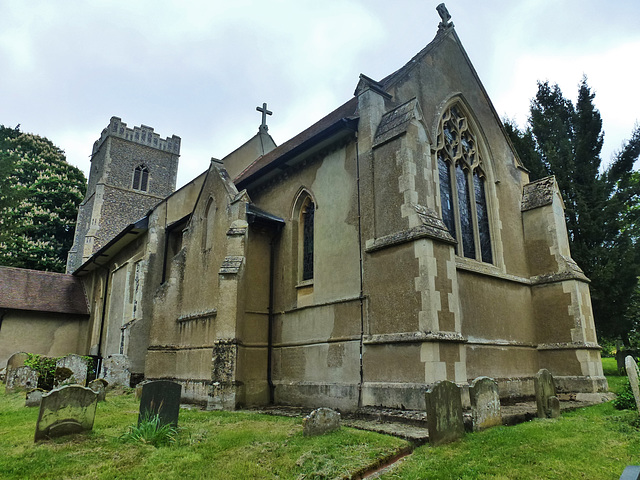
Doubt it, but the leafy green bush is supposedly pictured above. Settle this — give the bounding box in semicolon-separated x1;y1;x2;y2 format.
613;379;638;410
120;413;178;447
24;353;57;390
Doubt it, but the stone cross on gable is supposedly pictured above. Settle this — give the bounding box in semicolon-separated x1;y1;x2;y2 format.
256;103;272;132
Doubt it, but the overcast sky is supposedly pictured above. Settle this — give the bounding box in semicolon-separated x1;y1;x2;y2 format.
2;0;639;188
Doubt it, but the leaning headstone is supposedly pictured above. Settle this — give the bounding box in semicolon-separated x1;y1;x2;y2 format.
34;385;98;441
138;380;182;428
25;388;46;407
535;368;557;418
87;379;108;402
101;354;131;388
302;408;341;437
55;354;88;387
625;356;640;413
425;380;464;445
470;376;502;431
6;365;39;393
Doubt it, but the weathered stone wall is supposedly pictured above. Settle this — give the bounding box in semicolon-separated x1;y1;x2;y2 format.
0;311;89;368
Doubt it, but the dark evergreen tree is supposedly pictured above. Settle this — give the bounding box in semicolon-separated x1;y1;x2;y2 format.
0;125;86;272
506;79;640;345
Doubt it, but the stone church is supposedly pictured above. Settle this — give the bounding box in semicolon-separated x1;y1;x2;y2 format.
1;6;606;410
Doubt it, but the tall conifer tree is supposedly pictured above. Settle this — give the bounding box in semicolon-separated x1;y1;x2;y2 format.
506;79;640;345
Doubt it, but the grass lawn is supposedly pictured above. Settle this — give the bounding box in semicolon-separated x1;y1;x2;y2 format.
0;388;407;480
1;359;636;479
378;360;639;480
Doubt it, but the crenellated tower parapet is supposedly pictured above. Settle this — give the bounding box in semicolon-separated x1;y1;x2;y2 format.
92;116;181;156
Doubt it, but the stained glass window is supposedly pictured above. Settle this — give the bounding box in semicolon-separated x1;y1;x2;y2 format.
438;155;456;246
436;103;493;263
302;201;315;281
474;172;492;263
456;164;475;259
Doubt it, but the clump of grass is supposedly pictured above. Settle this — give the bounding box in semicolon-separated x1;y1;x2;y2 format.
613;379;638;411
120;413;177;447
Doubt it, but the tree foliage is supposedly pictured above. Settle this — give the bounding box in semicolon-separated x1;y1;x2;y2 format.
0;125;86;272
505;79;640;345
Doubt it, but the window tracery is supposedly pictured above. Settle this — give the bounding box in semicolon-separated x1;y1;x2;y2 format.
436;104;493;263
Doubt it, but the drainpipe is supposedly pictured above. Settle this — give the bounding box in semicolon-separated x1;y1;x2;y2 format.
96;262;111;377
267;234;276;404
352;128;366;408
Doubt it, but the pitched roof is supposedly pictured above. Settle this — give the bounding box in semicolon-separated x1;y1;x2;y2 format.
0;266;89;316
232;29;454;190
234;97;358;189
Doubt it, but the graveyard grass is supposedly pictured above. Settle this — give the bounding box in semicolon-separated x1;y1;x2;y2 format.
1;358;638;479
0;388;406;480
379;358;640;480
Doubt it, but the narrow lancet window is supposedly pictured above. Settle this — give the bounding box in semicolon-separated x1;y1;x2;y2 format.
302;201;315;281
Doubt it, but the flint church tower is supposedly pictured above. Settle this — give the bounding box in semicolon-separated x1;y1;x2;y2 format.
66;116;180;273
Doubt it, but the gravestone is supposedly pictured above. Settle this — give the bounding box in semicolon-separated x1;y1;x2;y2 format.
625;356;640;413
34;385;98;441
101;354;131;387
535;369;560;418
425;380;464;445
470;376;502;431
88;379;108;402
620;465;640;480
138;380;182;428
135;380;150;400
25;388;46;407
302;408;341;437
6;365;39;393
5;352;29;379
55;354;88;387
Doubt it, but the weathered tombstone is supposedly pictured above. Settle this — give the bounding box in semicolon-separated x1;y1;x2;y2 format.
535;368;558;418
6;365;39;393
101;354;131;388
34;385;98;441
25;388;46;407
625;356;640;413
0;367;5;383
470;376;502;431
548;395;561;418
135;380;150;400
5;352;29;380
425;380;464;445
55;354;88;387
138;380;182;428
302;408;341;437
87;379;108;402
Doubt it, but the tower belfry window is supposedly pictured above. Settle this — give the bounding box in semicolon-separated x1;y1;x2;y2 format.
133;165;149;192
436;104;493;263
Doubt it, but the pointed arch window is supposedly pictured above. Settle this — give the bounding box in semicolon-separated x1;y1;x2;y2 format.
132;164;149;192
301;197;315;281
436;104;493;263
